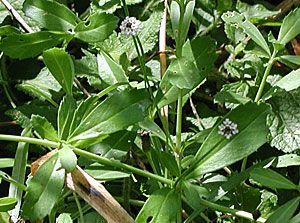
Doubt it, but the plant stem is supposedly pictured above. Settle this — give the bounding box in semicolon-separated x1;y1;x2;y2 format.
198;198;266;223
120;0;129;16
0;134;173;185
73;192;84;223
176;90;183;156
73;148;173;185
254;49;278;103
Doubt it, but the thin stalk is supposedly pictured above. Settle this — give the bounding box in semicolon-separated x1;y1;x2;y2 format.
114;197;145;206
175;90;183;156
73;192;84;223
0;134;173;185
120;0;129;16
254;49;278;103
198;198;266;223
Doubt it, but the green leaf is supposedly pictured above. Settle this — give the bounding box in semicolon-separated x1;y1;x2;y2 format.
222;11;270;56
8;128;31;223
185;102;271;179
68;89;150;144
43;48;75;94
135;188;180;223
58;95;76;140
85;166;130;181
59;145;77;173
181;0;195;44
214;90;251;107
274;69;300;91
23;0;78;31
159;151;180;177
22;152;65;221
266;197;300;223
17;68;61;107
273;154;300;168
0;25;20;36
267;89;300;153
278;8;300;45
0;159;14;168
236;0;280;22
278;55;300;66
97;51;128;86
31;115;59;141
75;12;118;43
56;213;72;223
163;57;202;89
0;31;71;59
250;168;298;190
0;198;17;212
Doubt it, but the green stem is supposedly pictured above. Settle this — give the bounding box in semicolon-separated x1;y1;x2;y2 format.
254;49;278;103
198;198;266;223
73;192;84;223
120;0;129;16
73;148;173;185
0;134;173;185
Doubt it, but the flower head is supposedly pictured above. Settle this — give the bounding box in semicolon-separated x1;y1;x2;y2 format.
218;118;239;139
120;16;142;37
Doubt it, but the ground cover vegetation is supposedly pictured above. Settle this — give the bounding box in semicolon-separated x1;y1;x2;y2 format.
0;0;300;222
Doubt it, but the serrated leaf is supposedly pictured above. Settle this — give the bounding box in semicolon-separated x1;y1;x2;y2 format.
266;197;300;223
0;198;17;212
278;8;300;45
236;0;280;22
31;115;59;141
68;89;150;144
17;68;61;106
185;102;271;179
22;152;65;221
75;12;118;43
0;31;71;59
274;69;300;91
43;48;75;94
97;51;128;87
56;213;72;223
23;0;78;31
222;11;270;56
267;89;300;153
58;95;76;140
250;168;297;190
135;188;180;223
59;145;77;172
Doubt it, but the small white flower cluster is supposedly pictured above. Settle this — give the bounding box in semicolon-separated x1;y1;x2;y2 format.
218;118;239;139
120;16;142;37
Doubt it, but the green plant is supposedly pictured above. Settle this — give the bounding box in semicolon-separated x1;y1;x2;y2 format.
0;0;300;222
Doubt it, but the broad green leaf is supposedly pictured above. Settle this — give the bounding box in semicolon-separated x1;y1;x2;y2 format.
0;198;17;212
278;8;300;45
214;91;251;107
139;119;166;142
31;115;59;141
58;95;76;140
0;159;14;168
56;213;72;223
250;168;298;190
83;212;106;223
267;89;300;153
0;212;10;223
181;0;195;44
135;188;180;223
182;36;217;74
170;0;180;42
185;102;271;179
17;68;61;107
75;12;118;43
274;69;300;91
266;197;300;223
278;55;300;66
159;151;180;177
23;0;78;31
290;212;300;223
0;31;71;59
0;25;20;36
236;0;280;22
59;145;77;172
43;48;75;94
85;166;130;180
68;89;150;144
183;182;210;210
222;11;270;56
22;152;65;221
273;154;300;168
97;51;128;87
8;128;31;222
163;57;201;89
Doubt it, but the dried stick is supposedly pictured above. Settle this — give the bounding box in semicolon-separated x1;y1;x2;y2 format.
0;0;33;33
159;0;169;120
0;0;91;97
275;0;300;16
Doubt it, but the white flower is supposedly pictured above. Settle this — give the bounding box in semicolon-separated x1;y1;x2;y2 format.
120;16;142;37
218;118;239;139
